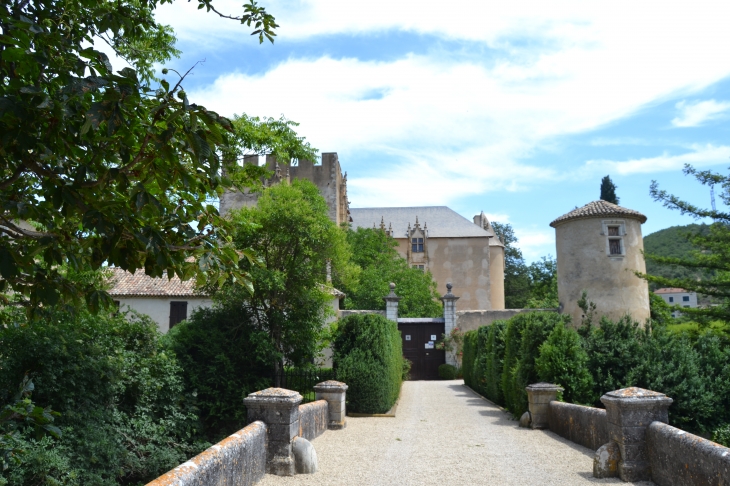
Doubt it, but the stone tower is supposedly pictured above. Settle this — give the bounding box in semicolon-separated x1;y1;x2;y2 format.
219;153;351;225
550;200;649;327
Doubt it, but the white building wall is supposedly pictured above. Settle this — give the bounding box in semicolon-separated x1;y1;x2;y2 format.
116;297;213;333
656;291;698;317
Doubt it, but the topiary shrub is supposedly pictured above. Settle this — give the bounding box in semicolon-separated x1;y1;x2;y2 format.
438;364;458;380
536;323;593;404
333;314;403;414
461;330;478;388
484;320;508;405
472;326;490;396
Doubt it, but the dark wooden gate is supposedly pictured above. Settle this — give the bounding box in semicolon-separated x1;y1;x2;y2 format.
398;318;445;380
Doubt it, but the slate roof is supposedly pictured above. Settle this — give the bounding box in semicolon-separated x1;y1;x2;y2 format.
550;200;647;227
107;267;204;297
350;206;492;238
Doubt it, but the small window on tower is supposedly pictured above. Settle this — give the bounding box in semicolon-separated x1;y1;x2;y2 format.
411;238;424;252
609;238;622;255
608;226;620;236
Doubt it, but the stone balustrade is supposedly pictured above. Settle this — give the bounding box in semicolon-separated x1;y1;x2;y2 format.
524;383;730;485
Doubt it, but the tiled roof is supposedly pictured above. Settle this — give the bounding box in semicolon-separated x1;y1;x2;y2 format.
654;288;690;294
350;206;492;238
107;267;205;297
550;200;647;227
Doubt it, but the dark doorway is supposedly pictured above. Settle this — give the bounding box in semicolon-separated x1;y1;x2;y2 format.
398;318;445;380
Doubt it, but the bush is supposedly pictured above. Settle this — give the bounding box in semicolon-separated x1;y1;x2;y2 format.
461;330;478;389
713;424;730;447
536;323;593;404
438;364;458;380
471;326;490;396
333;314;403;414
0;308;205;485
500;316;526;415
483;321;507;405
164;306;279;441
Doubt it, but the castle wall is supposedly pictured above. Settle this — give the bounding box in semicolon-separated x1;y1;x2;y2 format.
555;217;649;326
393;236;492;311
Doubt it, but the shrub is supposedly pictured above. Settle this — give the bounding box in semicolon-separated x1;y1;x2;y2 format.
536;323;593;404
500;316;526;415
483;321;507;405
0;308;205;485
461;330;478;389
164;306;278;441
713;424;730;447
471;326;490;396
438;364;458;380
333;314;403;414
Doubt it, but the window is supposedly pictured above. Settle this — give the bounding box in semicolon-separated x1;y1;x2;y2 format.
682;296;690;302
668;296;674;303
603;220;626;256
411;237;424;252
683;305;690;308
412;264;425;271
169;301;188;329
608;238;622;255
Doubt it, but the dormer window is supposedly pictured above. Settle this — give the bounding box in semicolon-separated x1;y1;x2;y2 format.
412;237;424;253
602;220;626;257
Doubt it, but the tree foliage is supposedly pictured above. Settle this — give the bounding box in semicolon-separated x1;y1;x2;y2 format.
0;0;285;313
645;165;730;321
222;179;356;372
341;227;441;317
600;175;619;204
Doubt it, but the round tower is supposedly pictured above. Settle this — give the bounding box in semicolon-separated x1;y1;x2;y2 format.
550;200;649;327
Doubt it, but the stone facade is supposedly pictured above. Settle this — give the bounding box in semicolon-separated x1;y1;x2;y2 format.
551;200;650;327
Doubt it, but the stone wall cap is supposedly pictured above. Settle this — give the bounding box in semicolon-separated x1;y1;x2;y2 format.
244;387;303;406
526;382;564;392
313;380;348;392
603;387;669;399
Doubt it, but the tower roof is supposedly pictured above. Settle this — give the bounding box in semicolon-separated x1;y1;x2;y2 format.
550;200;647;227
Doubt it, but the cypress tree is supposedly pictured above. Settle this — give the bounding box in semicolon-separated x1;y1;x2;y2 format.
600;175;620;204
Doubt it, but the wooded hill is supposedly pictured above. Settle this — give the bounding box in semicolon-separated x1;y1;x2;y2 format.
643;223;715;288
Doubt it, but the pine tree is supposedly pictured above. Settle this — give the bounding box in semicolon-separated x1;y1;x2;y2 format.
600;176;620;204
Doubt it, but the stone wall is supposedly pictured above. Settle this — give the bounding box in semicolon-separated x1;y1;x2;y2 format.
146;421;267;486
338;309;385;318
298;400;328;442
455;308;557;333
647;421;730;486
548;401;608;451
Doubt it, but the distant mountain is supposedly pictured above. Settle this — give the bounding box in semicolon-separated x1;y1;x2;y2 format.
643;224;715;288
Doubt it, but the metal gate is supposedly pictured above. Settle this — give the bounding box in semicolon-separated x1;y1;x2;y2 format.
398;318;445;380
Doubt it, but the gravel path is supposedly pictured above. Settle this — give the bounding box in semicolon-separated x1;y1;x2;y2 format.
259;380;652;486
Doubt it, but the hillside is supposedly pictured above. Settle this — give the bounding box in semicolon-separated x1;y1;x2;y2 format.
643;223;715;287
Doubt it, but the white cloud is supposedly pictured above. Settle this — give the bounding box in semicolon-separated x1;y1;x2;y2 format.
159;0;730;208
672;99;730;127
514;228;555;262
582;144;730;176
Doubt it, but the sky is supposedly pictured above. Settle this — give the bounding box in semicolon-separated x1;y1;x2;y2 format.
151;0;730;262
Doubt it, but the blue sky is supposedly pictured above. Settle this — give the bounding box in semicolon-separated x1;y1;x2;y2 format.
149;0;730;262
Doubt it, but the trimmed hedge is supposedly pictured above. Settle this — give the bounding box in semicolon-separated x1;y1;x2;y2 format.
462;311;730;439
438;364;458;380
333;314;403;414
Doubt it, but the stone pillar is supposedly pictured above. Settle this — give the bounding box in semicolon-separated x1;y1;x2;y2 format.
525;383;563;429
314;380;348;430
440;283;460;366
244;388;303;476
383;282;400;322
600;387;672;482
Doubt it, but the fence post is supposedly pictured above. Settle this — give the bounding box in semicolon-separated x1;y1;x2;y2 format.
383;282;400;321
600;387;672;482
244;388;303;476
525;383;563;429
314;380;348;430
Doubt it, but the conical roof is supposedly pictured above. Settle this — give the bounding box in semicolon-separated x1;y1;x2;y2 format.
550;200;647;227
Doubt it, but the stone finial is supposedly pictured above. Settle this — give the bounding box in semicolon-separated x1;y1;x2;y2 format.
446;282;453;295
244;388;303;476
383;283;400;321
525;383;563;429
600;387;673;482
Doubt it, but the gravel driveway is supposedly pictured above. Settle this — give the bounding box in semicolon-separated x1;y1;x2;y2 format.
259;380;652;486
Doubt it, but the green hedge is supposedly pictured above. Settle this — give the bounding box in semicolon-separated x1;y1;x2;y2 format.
463;311;730;440
333;314;403;414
